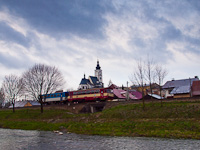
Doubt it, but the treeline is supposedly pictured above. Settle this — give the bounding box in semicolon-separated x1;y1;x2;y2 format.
0;64;65;113
130;57;168;109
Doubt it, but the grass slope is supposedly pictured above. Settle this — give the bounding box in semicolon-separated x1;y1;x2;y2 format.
0;100;200;139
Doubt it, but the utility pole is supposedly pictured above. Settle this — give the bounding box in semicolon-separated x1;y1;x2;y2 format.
126;81;129;101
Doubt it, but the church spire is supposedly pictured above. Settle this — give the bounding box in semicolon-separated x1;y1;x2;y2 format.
96;60;101;70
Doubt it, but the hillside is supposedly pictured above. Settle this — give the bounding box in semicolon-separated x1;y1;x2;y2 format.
0;99;200;139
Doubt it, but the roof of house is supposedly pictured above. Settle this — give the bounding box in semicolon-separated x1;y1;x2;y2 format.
80;74;91;85
80;78;90;85
145;94;163;99
89;76;101;86
113;89;140;100
192;80;200;96
30;101;40;106
170;85;191;94
131;83;159;89
13;101;29;108
108;84;118;89
129;90;142;99
162;77;199;89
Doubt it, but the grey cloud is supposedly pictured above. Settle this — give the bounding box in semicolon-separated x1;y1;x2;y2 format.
0;0;199;64
0;22;30;48
114;0;199;61
0;0;112;39
161;25;182;41
0;52;33;69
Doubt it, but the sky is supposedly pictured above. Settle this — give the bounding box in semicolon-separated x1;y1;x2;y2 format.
0;0;200;91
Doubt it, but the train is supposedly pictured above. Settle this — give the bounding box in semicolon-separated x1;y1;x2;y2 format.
42;87;114;104
42;92;68;104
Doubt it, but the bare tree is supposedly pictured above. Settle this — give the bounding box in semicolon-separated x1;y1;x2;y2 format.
0;88;5;108
1;75;24;112
145;56;155;98
67;88;74;92
22;64;65;113
155;64;168;107
130;60;146;109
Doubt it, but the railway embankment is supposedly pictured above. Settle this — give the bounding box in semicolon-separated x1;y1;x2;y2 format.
0;99;200;139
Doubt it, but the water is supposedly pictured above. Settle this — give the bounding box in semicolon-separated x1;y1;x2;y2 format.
0;128;200;150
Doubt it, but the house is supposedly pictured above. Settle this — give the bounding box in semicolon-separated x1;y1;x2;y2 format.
78;74;103;90
108;84;141;100
131;83;161;95
78;60;103;90
112;89;139;100
162;76;199;98
9;100;40;108
192;80;200;97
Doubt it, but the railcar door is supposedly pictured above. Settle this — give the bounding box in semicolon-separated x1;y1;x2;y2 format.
60;93;63;101
100;89;104;97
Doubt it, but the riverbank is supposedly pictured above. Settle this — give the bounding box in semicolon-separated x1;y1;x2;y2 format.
0;100;200;139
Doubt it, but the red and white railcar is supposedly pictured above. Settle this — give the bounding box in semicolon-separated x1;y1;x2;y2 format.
68;88;114;102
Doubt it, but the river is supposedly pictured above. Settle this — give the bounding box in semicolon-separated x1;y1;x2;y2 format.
0;128;200;150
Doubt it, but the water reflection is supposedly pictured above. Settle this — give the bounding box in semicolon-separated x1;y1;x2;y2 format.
0;128;200;150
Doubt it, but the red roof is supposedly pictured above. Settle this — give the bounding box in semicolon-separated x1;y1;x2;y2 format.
113;89;140;99
192;81;200;96
108;84;118;89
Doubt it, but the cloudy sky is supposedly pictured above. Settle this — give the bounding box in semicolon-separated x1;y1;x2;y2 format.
0;0;200;90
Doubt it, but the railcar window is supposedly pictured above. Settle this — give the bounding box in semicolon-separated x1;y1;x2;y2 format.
106;89;111;93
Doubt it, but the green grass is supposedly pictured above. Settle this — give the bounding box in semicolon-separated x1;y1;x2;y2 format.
0;100;200;139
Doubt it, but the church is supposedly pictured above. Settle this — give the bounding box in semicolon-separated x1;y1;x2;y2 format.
78;60;104;90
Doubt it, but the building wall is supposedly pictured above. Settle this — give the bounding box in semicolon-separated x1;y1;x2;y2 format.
132;85;160;95
174;93;190;98
78;84;93;90
163;89;174;98
24;102;32;107
95;69;102;83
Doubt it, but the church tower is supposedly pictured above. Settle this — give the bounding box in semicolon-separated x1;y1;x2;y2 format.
95;60;103;84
